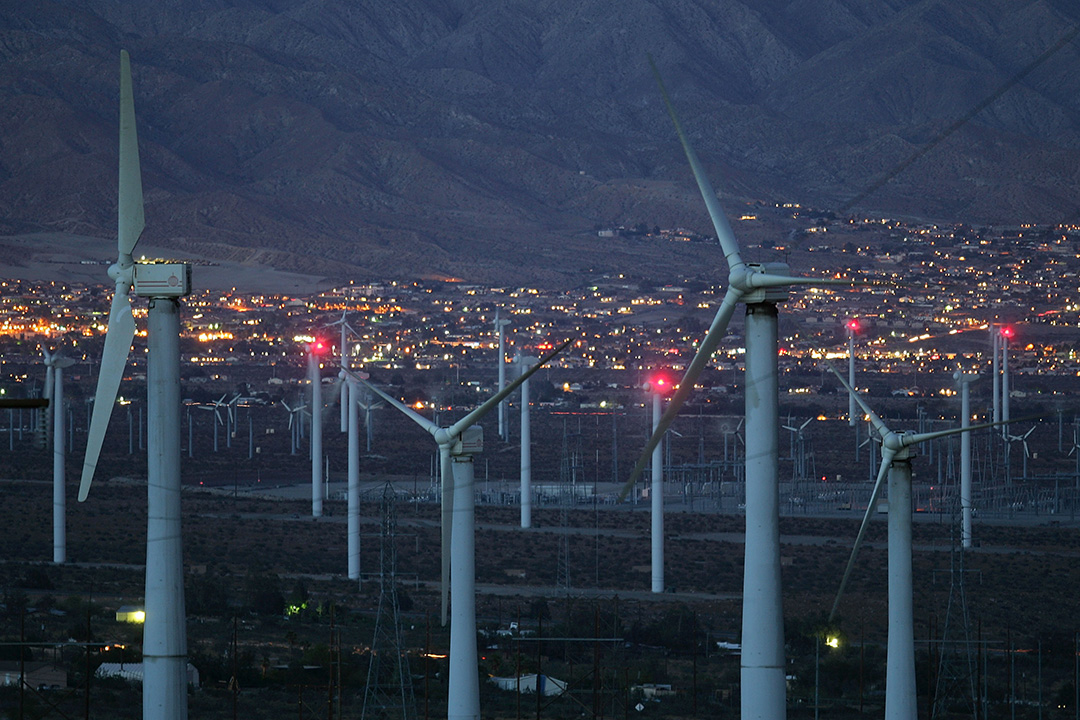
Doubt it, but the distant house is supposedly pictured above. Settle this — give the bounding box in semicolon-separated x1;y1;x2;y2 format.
115;605;145;623
489;674;566;696
97;662;200;688
634;683;676;699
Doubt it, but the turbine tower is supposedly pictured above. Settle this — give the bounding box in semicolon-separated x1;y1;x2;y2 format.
643;373;673;594
1000;326;1013;439
516;353;538;529
347;340;567;720
79;50;192;720
623;60;854;720
846;319;860;426
954;369;978;549
346;368;370;580
44;349;75;564
307;339;328;517
495;311;511;440
823;358;1010;720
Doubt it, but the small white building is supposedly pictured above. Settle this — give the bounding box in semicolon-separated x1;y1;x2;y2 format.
97;662;200;688
489;674;566;696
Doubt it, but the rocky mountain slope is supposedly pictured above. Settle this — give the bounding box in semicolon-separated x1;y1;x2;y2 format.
2;0;1078;286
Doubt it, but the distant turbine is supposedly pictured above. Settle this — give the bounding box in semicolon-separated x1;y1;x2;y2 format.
329;310;357;433
823;357;1012;720
347;339;568;720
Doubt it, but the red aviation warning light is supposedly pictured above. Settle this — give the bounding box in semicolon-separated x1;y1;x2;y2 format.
1000;325;1014;340
644;371;676;397
846;318;860;333
309;339;328;355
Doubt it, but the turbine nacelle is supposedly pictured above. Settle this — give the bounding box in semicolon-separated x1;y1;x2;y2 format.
735;262;791;304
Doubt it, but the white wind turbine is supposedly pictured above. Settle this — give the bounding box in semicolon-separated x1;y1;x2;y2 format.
358;392;383;453
43;348;76;564
330;310;357;433
1006;426;1036;480
346;339;568;720
198;394;226;452
822;357;1014;720
494;311;511;440
78;50;192;720
622;60;855;719
280;398;306;455
782;417;814;481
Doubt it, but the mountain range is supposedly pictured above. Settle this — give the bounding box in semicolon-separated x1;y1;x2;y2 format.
2;0;1079;287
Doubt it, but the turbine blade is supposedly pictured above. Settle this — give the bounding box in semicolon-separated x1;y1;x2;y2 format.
440;444;453;626
78;288;136;501
446;338;571;438
902;414;1042;447
819;355;890;439
746;273;856;290
829;450;894;622
648;56;742;269
619;287;742;499
345;369;439;436
118;50;144;259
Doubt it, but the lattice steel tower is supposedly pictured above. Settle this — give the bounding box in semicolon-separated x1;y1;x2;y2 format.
361;483;417;720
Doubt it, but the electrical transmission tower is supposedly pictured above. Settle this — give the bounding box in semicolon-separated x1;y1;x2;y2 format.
932;515;980;719
361;483;417;720
557;419;583;593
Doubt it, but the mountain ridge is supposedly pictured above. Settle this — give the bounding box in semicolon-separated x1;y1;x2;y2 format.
2;0;1079;286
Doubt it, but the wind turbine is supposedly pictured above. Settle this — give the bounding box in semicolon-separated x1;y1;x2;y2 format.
1006;426;1036;479
782;417;814;482
78;50;192;720
329;310;357;433
198;394;226;452
358;392;383;453
43;348;76;564
346;339;568;720
280;398;306;455
623;59;855;719
953;368;978;549
822;357;1014;720
494;311;511;440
